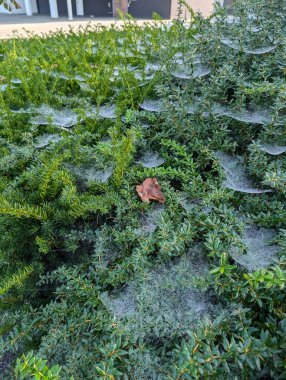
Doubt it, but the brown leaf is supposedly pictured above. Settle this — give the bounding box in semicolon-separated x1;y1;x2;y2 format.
136;178;166;203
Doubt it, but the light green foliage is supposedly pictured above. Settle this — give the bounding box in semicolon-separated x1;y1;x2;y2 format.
0;195;47;220
0;1;286;379
0;265;34;296
15;352;62;380
244;265;286;289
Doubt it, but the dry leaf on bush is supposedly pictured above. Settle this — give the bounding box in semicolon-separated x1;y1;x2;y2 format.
136;178;166;203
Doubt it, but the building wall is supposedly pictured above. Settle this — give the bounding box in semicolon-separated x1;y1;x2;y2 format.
31;0;38;13
128;0;171;19
0;0;223;17
76;0;84;16
171;0;221;19
114;0;128;17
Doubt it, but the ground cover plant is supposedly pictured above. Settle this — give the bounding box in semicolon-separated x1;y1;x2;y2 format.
0;0;286;378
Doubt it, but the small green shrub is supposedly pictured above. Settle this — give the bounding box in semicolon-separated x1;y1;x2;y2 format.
15;352;62;380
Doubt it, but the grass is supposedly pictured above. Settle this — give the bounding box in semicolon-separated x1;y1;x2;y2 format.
0;1;286;379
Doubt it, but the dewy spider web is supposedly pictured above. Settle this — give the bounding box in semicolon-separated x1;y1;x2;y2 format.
101;245;225;340
230;224;279;271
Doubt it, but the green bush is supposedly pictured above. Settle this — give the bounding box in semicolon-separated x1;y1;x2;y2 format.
0;0;286;378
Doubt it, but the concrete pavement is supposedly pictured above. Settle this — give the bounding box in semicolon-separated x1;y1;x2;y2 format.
0;14;152;39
